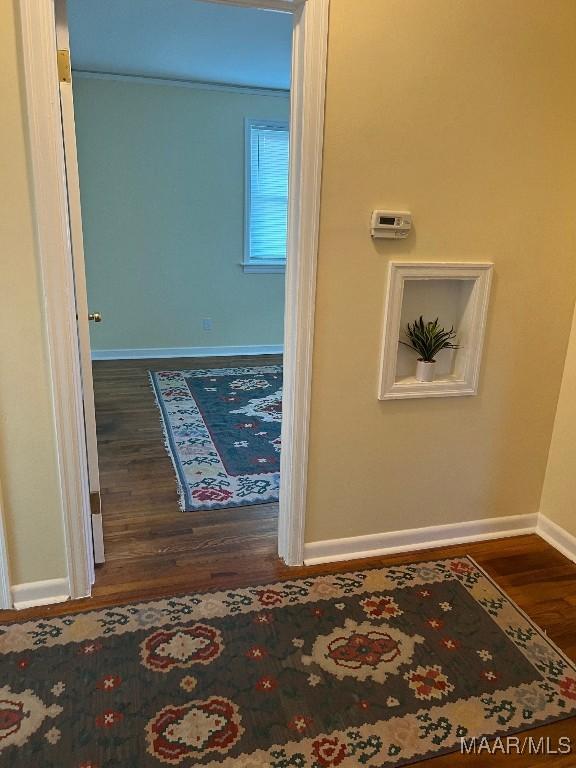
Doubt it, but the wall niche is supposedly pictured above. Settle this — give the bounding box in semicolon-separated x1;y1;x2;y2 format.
378;262;493;400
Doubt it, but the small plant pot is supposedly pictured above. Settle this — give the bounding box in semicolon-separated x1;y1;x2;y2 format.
416;359;436;382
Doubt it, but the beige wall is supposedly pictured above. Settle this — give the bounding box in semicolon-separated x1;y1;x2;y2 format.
0;0;67;584
540;305;576;538
2;0;576;590
305;0;576;542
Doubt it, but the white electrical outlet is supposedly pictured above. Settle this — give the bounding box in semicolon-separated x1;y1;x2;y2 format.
202;318;213;331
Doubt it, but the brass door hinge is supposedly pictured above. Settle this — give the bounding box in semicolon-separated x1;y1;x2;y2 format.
57;49;71;83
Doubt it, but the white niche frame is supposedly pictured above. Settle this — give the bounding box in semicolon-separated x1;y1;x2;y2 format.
378;262;493;400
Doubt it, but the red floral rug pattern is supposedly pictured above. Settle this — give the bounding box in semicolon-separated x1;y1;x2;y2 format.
149;366;282;512
0;557;575;767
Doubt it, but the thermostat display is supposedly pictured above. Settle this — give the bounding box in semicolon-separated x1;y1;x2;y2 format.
371;210;412;239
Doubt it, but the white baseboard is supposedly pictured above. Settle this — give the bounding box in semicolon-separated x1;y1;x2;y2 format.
3;515;574;609
537;514;576;565
11;578;70;610
91;344;284;361
303;513;538;566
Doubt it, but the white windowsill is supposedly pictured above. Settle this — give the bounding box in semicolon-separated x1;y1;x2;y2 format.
241;262;286;274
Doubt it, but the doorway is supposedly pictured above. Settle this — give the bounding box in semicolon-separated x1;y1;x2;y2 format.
62;0;291;589
18;0;328;601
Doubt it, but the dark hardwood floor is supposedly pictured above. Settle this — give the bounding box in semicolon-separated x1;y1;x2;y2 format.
2;355;576;764
92;354;283;602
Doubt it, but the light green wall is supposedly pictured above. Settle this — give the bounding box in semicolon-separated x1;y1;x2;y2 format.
0;0;66;585
72;77;288;352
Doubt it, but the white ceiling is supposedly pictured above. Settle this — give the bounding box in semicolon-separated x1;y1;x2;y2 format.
68;0;293;90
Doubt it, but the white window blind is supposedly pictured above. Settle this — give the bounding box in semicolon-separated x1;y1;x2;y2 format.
245;120;289;270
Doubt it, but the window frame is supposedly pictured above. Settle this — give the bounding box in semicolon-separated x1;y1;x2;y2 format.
243;118;290;274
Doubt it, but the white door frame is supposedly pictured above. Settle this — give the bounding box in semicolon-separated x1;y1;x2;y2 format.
0;481;12;609
55;0;106;568
16;0;329;600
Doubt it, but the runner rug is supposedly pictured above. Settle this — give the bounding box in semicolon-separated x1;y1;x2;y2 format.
149;366;282;512
1;557;575;767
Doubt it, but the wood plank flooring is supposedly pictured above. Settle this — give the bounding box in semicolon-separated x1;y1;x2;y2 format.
92;355;283;602
2;356;576;764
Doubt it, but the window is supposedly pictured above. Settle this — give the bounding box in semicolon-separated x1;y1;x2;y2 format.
244;119;289;272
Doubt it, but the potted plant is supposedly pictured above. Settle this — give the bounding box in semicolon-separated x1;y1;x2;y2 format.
400;316;459;382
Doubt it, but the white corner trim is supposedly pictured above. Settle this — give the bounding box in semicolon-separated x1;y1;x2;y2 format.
537;514;576;564
303;514;538;566
0;481;12;609
73;70;290;99
206;0;304;11
91;345;284;361
19;0;94;600
278;0;329;567
11;578;70;611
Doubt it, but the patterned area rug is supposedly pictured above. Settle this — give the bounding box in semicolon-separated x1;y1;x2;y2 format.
1;557;575;767
150;366;282;511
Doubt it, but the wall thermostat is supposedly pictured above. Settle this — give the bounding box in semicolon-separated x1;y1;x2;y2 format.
371;210;412;239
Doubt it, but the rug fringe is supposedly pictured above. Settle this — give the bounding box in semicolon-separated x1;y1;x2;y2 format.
147;371;187;512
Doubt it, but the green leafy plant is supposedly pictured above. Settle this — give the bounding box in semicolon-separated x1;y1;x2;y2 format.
400;316;459;362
